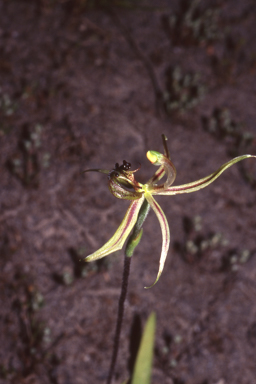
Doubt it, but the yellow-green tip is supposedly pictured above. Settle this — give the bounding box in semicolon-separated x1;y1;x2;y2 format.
146;150;162;165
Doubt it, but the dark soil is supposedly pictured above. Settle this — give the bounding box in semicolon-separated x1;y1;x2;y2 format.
1;1;256;384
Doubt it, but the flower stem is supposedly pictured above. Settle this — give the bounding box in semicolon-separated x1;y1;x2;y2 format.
106;254;131;384
106;200;150;384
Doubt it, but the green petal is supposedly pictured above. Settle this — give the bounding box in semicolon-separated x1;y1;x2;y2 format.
153;155;256;195
85;197;145;262
144;193;170;288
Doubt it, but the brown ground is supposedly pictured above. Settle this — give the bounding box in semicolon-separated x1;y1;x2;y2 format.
1;1;256;384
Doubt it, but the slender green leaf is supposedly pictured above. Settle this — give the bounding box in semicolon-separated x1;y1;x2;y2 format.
131;312;156;384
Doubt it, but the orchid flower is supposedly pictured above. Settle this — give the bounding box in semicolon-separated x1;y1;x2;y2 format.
84;135;255;288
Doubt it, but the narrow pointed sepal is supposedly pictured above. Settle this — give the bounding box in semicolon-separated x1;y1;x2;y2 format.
85;197;145;262
144;193;170;289
154;155;256;195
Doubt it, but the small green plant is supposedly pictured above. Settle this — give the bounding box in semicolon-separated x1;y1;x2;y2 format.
163;66;206;114
221;248;253;273
202;107;254;154
0;91;17;117
162;0;222;46
175;215;229;266
174;215;253;274
8;125;51;187
84;134;255;383
0;88;18;135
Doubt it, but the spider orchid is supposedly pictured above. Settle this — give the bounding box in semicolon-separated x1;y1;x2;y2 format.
84;135;255;288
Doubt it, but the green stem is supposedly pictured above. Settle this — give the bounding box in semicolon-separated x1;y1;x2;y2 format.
106;200;150;384
106;255;131;384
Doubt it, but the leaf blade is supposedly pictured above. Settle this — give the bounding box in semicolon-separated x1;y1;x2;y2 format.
131;312;156;384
